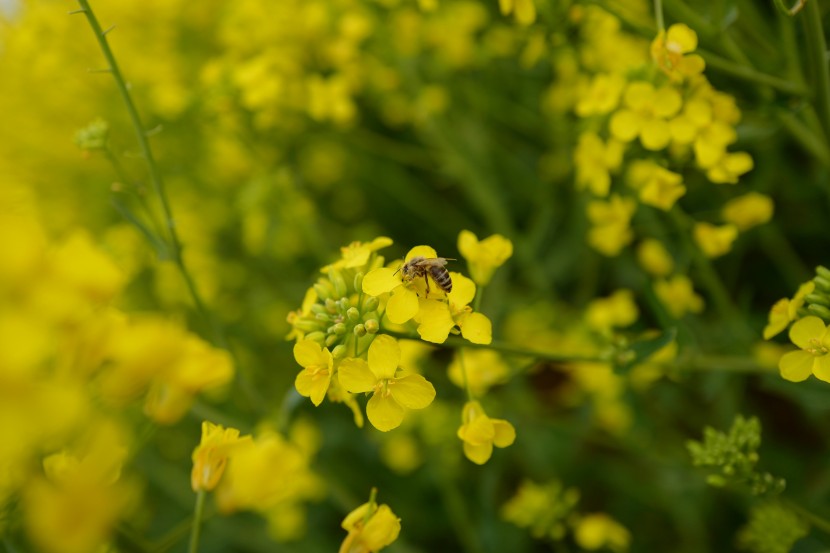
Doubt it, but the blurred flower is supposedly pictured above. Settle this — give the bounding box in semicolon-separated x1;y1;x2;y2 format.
763;281;814;339
587;195;637;256
448;349;510;395
501;479;580;541
651;23;705;81
338;335;435;431
585;290;639;333
457;230;513;286
721;192;774;231
693;222;738;258
574;513;630;552
191;421;251;492
654;275;704;318
636;239;674;277
574;132;624;197
499;0;536;26
457;400;516;464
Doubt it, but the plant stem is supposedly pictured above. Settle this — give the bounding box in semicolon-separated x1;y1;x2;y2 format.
803;0;830;143
457;348;475;401
653;0;665;32
699;50;808;96
187;490;206;553
785;499;830;536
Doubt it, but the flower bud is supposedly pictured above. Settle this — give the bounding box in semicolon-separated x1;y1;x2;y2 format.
314;281;335;301
305;331;326;345
294;318;323;333
331;323;347;335
328;268;348;298
805;293;830;308
362;296;380;313
315;312;331;322
354;324;367;337
817;265;830;280
807;304;830;322
814;276;830;293
364;319;379;334
325;298;339;313
332;344;347;359
353;272;364;293
347;307;360;322
326;334;339;347
338;297;350;311
311;304;328;316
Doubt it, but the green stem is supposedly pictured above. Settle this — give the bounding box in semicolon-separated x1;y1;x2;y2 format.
362;487;379;526
773;0;807;17
457;348;475;401
187;490;206;553
473;284;484;313
785;499;830;536
776;110;830;166
699;50;808;96
654;0;665;32
803;0;830;143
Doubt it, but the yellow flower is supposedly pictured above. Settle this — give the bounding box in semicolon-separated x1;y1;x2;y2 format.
293;339;334;406
693;222;738;258
323;237;393;272
457;230;513;286
415;272;493;344
706;151;754;184
448;349;510;395
457;400;516;465
627;161;685;211
191;421;252;492
654;275;704;318
574;513;631;552
585;290;639;332
609;83;682;151
763;281;815;339
779;316;830;382
636;239;674;277
339;500;401;553
574;132;625;196
651;23;705;81
338;335;436;431
498;0;536;26
722;192;774;231
215;431;323;514
362;246;440;324
575;73;625;117
587;195;637;256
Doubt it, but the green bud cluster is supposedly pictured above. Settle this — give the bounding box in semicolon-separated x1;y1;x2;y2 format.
500;479;581;542
736;501;809;553
289;252;387;355
687;415;785;496
806;265;830;322
74;118;110;151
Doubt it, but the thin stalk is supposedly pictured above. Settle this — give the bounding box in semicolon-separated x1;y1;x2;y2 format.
785;499;830;536
776;110;830;166
803;0;830;143
699;50;808;96
457;348;475;402
654;0;665;32
187;490;207;553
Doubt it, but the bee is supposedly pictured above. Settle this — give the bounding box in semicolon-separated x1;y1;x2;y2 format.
396;256;455;295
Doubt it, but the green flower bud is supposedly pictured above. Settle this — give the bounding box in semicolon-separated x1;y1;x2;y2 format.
805;293;830;308
816;265;830;280
353;272;364;293
325;334;339;348
311;304;328;316
305;331;326;345
294;318;324;333
332;344;347;359
313;281;335;301
331;323;347;335
338;297;350;312
315;313;331;322
362;296;380;313
354;324;367;337
325;298;339;313
74;118;110;151
814;276;830;293
364;319;379;334
347;307;360;322
807;304;830;321
328;268;348;298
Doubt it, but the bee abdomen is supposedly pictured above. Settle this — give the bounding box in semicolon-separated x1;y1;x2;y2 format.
430;267;453;292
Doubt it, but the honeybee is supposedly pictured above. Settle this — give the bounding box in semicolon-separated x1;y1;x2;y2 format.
396;256;455;295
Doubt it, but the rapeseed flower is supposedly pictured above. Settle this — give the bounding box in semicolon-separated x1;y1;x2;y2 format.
587;195;637;256
764;281;815;339
415;272;493;344
655;275;704;318
722;193;774;231
191;422;252;492
694;222;738;258
362;246;442;324
457;230;514;286
293;339;334;406
779;316;830;382
636;239;674;277
651;23;705;81
339;498;401;553
457;400;516;464
574;513;631;552
448;349;510;395
338;335;436;431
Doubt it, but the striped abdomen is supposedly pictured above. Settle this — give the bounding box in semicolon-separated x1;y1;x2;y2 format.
429;266;453;293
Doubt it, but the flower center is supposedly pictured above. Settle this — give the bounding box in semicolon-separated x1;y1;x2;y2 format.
806;337;828;356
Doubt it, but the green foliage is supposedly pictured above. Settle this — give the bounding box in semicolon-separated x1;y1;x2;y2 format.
737;501;809;553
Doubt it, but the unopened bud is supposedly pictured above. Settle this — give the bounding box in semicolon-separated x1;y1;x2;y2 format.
331;323;347;335
347;307;360;322
328;269;348;298
362;296;380;313
353;272;364;292
817;265;830;280
808;304;830;321
364;319;379;334
305;331;326;345
294;319;323;333
325;298;338;313
325;334;339;347
332;344;347;359
814;276;830;293
806;293;830;308
354;324;367;337
313;281;335;301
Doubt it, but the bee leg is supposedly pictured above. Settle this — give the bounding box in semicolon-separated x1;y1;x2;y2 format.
424;274;430;296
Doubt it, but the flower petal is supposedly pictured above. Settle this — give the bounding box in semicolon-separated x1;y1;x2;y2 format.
812;355;830;383
463;441;493;465
461;312;492;345
337;358;376;393
390;374;435;410
458;415;495;445
789;316;826;350
416;299;455;344
492;419;517;448
368;334;401;380
448;272;475;307
367;393;405;432
363;267;401;296
457;230;478;260
295;368;331;406
386;288;419;325
293;340;327;368
405;245;438;262
778;351;813;382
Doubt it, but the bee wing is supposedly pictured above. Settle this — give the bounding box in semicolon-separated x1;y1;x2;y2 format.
424;257;452;267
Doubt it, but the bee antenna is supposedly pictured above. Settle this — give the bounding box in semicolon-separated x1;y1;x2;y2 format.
393;264;402;276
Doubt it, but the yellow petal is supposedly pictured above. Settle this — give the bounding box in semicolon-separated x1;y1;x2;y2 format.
386;287;420;325
789;316;826;350
492;419;517;448
295;368;331;406
457;230;479;260
461;312;493;345
390;374;435;410
368;335;400;380
416;299;455;344
813;355;830;383
458;415;495;445
367;393;405;432
361;505;402;551
293;340;327;368
514;0;536;25
667;23;698;53
405;245;438;262
463;441;494;465
448;272;476;307
363;267;401;296
778;351;814;382
337;358;376;393
762;298;790;340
